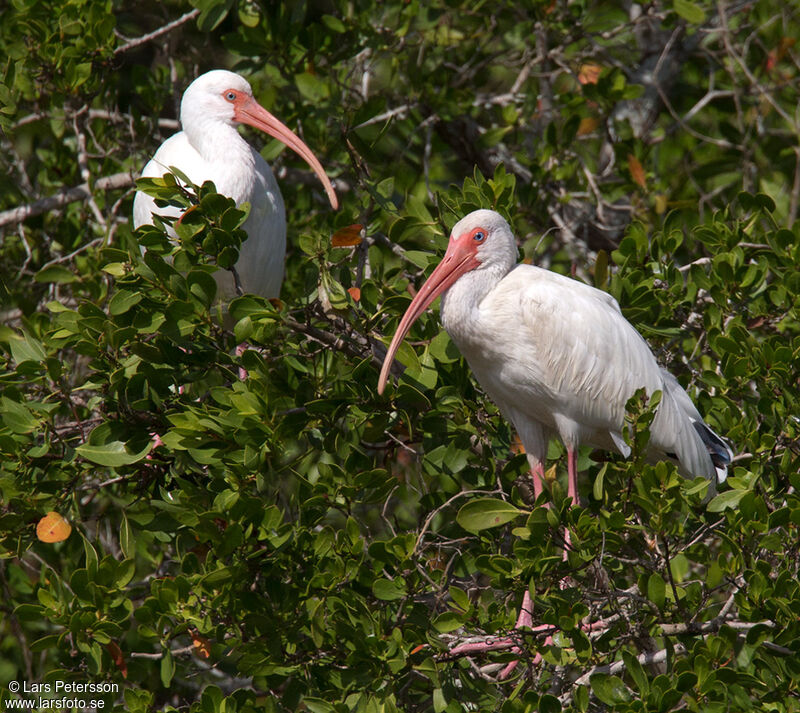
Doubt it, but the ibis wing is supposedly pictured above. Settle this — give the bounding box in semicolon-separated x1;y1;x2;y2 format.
479;265;717;478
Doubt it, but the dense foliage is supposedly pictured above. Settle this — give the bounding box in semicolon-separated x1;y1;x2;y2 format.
1;1;799;711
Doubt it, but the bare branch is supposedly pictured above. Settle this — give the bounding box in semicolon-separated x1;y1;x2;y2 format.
114;9;201;55
0;172;135;229
414;488;505;554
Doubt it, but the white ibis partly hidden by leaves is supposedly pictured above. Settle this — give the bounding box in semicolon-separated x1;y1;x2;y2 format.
378;209;732;674
133;69;338;300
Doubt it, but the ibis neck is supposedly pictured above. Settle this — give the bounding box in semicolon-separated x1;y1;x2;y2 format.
184;116;254;167
180;117;259;202
440;263;508;342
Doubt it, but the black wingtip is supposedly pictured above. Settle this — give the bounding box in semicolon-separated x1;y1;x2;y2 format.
692;421;733;482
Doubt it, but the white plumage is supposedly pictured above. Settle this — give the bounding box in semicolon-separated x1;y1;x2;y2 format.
133;69;338;301
379;209;732;491
378;208;732;676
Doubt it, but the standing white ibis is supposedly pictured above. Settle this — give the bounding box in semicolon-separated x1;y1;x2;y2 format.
378;209;732;673
133;69;338;300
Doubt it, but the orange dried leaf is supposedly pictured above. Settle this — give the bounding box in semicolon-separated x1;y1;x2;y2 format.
577;117;601;136
511;435;526;455
105;641;128;678
36;512;72;543
347;286;361;302
331;224;364;247
627;154;647;189
766;37;796;72
578;63;602;85
191;632;212;659
410;644;428;655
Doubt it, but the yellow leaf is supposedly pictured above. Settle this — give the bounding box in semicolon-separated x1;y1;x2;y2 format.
578;63;602;85
36;512;72;543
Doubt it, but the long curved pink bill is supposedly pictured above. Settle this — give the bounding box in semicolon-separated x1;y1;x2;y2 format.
377;244;478;394
237;97;338;210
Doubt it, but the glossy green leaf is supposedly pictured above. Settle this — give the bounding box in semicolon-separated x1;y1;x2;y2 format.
456;498;525;533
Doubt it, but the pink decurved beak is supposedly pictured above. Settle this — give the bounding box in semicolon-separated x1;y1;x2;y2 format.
235;95;338;211
377;236;479;394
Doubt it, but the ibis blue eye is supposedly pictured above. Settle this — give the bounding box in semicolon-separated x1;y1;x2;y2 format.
224;91;237;102
473;231;485;242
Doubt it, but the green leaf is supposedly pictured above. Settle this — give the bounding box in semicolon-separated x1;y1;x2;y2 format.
673;0;706;23
295;72;330;102
594;250;608;288
707;489;748;512
0;397;40;433
200;686;224;713
372;577;406;601
456;498;525;533
302;698;335;713
76;439;152;467
13;604;45;621
120;513;134;559
108;289;144;316
539;694;562;713
593;464;607;500
7;332;47;364
321;14;346;32
116;559;136;588
30;634;60;652
35;264;76;284
647;572;666;609
623;650;649;694
194;0;233;31
160;650;175;687
432;611;464;633
590;673;632;705
82;534;98;578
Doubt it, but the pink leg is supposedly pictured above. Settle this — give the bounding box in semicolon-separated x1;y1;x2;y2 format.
146;432;164;460
449;451;584;679
530;459;545;501
566;447;579;506
236;342;249;380
451;459;548;678
564;447;579;554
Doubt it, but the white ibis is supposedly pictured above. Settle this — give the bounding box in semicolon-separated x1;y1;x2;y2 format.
133;69;338;300
378;209;732;673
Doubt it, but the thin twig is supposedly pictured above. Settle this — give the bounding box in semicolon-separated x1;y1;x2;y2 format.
0;172;135;229
114;9;200;55
414;488;505;554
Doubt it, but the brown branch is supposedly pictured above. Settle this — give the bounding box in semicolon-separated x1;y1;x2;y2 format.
0;172;135;229
414;488;506;554
14;109;179;131
563;643;687;700
114;9;201;55
284;314;384;370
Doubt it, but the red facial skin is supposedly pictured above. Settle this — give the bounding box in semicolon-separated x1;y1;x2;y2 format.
225;89;338;210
